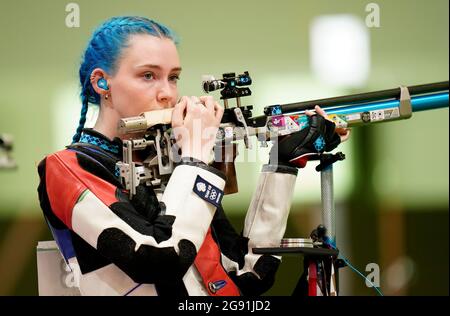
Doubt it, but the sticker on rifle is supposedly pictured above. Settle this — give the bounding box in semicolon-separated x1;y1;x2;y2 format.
370;110;385;121
346;113;361;121
285;116;300;132
270;105;282;115
296;115;309;130
328;114;348;128
271;115;286;127
289;115;300;125
383;107;400;119
193;175;223;208
362;111;371;123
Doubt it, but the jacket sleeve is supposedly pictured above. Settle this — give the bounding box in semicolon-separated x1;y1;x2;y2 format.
215;164;298;295
40;150;225;284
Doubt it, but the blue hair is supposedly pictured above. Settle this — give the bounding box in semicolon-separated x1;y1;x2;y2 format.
72;16;178;143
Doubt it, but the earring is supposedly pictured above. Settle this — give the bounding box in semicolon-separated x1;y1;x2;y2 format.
105;94;109;100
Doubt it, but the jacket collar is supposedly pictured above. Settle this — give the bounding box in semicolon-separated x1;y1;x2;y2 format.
79;128;122;156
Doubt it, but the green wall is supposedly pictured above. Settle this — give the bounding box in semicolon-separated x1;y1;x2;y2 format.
0;0;448;296
0;0;448;215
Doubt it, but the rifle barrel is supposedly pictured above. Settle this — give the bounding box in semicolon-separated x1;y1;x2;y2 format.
264;81;449;115
323;92;448;116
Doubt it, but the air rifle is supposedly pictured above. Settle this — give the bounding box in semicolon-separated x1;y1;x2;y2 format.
116;72;449;198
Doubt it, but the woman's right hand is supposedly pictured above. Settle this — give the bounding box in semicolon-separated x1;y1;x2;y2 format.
171;95;224;163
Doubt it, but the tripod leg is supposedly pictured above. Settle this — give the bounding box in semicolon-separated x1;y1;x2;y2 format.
330;261;337;296
292;257;309;296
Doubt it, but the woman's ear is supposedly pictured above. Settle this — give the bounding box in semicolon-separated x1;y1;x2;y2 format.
90;68;110;96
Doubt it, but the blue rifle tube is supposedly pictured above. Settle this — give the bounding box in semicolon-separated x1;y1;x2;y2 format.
322;92;448;117
263;81;449;116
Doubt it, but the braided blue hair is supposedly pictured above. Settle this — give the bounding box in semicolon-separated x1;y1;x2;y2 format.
72;16;178;143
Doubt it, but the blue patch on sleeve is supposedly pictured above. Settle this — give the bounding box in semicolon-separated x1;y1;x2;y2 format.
193;175;223;208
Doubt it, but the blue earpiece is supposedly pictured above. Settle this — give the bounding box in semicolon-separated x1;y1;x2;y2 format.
97;78;109;90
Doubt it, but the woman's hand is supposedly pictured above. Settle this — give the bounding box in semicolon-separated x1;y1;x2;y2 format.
306;105;351;143
172;95;224;163
270;105;351;168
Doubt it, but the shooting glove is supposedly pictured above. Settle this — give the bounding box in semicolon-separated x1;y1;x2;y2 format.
269;114;341;168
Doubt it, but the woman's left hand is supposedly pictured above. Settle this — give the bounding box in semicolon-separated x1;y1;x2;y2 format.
305;105;351;143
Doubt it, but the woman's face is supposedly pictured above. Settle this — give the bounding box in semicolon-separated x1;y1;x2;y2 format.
108;34;181;118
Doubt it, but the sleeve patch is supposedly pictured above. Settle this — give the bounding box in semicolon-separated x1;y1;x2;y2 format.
193;175;223;208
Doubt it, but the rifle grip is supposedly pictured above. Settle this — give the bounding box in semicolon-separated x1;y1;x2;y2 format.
212;143;238;195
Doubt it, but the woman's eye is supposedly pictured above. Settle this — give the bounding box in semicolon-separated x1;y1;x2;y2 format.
143;72;154;80
169;75;180;82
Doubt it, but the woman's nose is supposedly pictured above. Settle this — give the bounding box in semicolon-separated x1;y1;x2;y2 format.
157;81;176;106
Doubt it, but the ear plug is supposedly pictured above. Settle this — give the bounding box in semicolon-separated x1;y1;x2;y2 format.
97;78;109;90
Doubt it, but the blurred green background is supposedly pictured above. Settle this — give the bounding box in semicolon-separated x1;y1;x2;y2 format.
0;0;448;295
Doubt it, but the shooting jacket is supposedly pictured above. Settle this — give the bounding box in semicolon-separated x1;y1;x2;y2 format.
37;128;298;296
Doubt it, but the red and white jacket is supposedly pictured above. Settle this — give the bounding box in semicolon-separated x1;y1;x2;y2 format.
37;129;298;296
